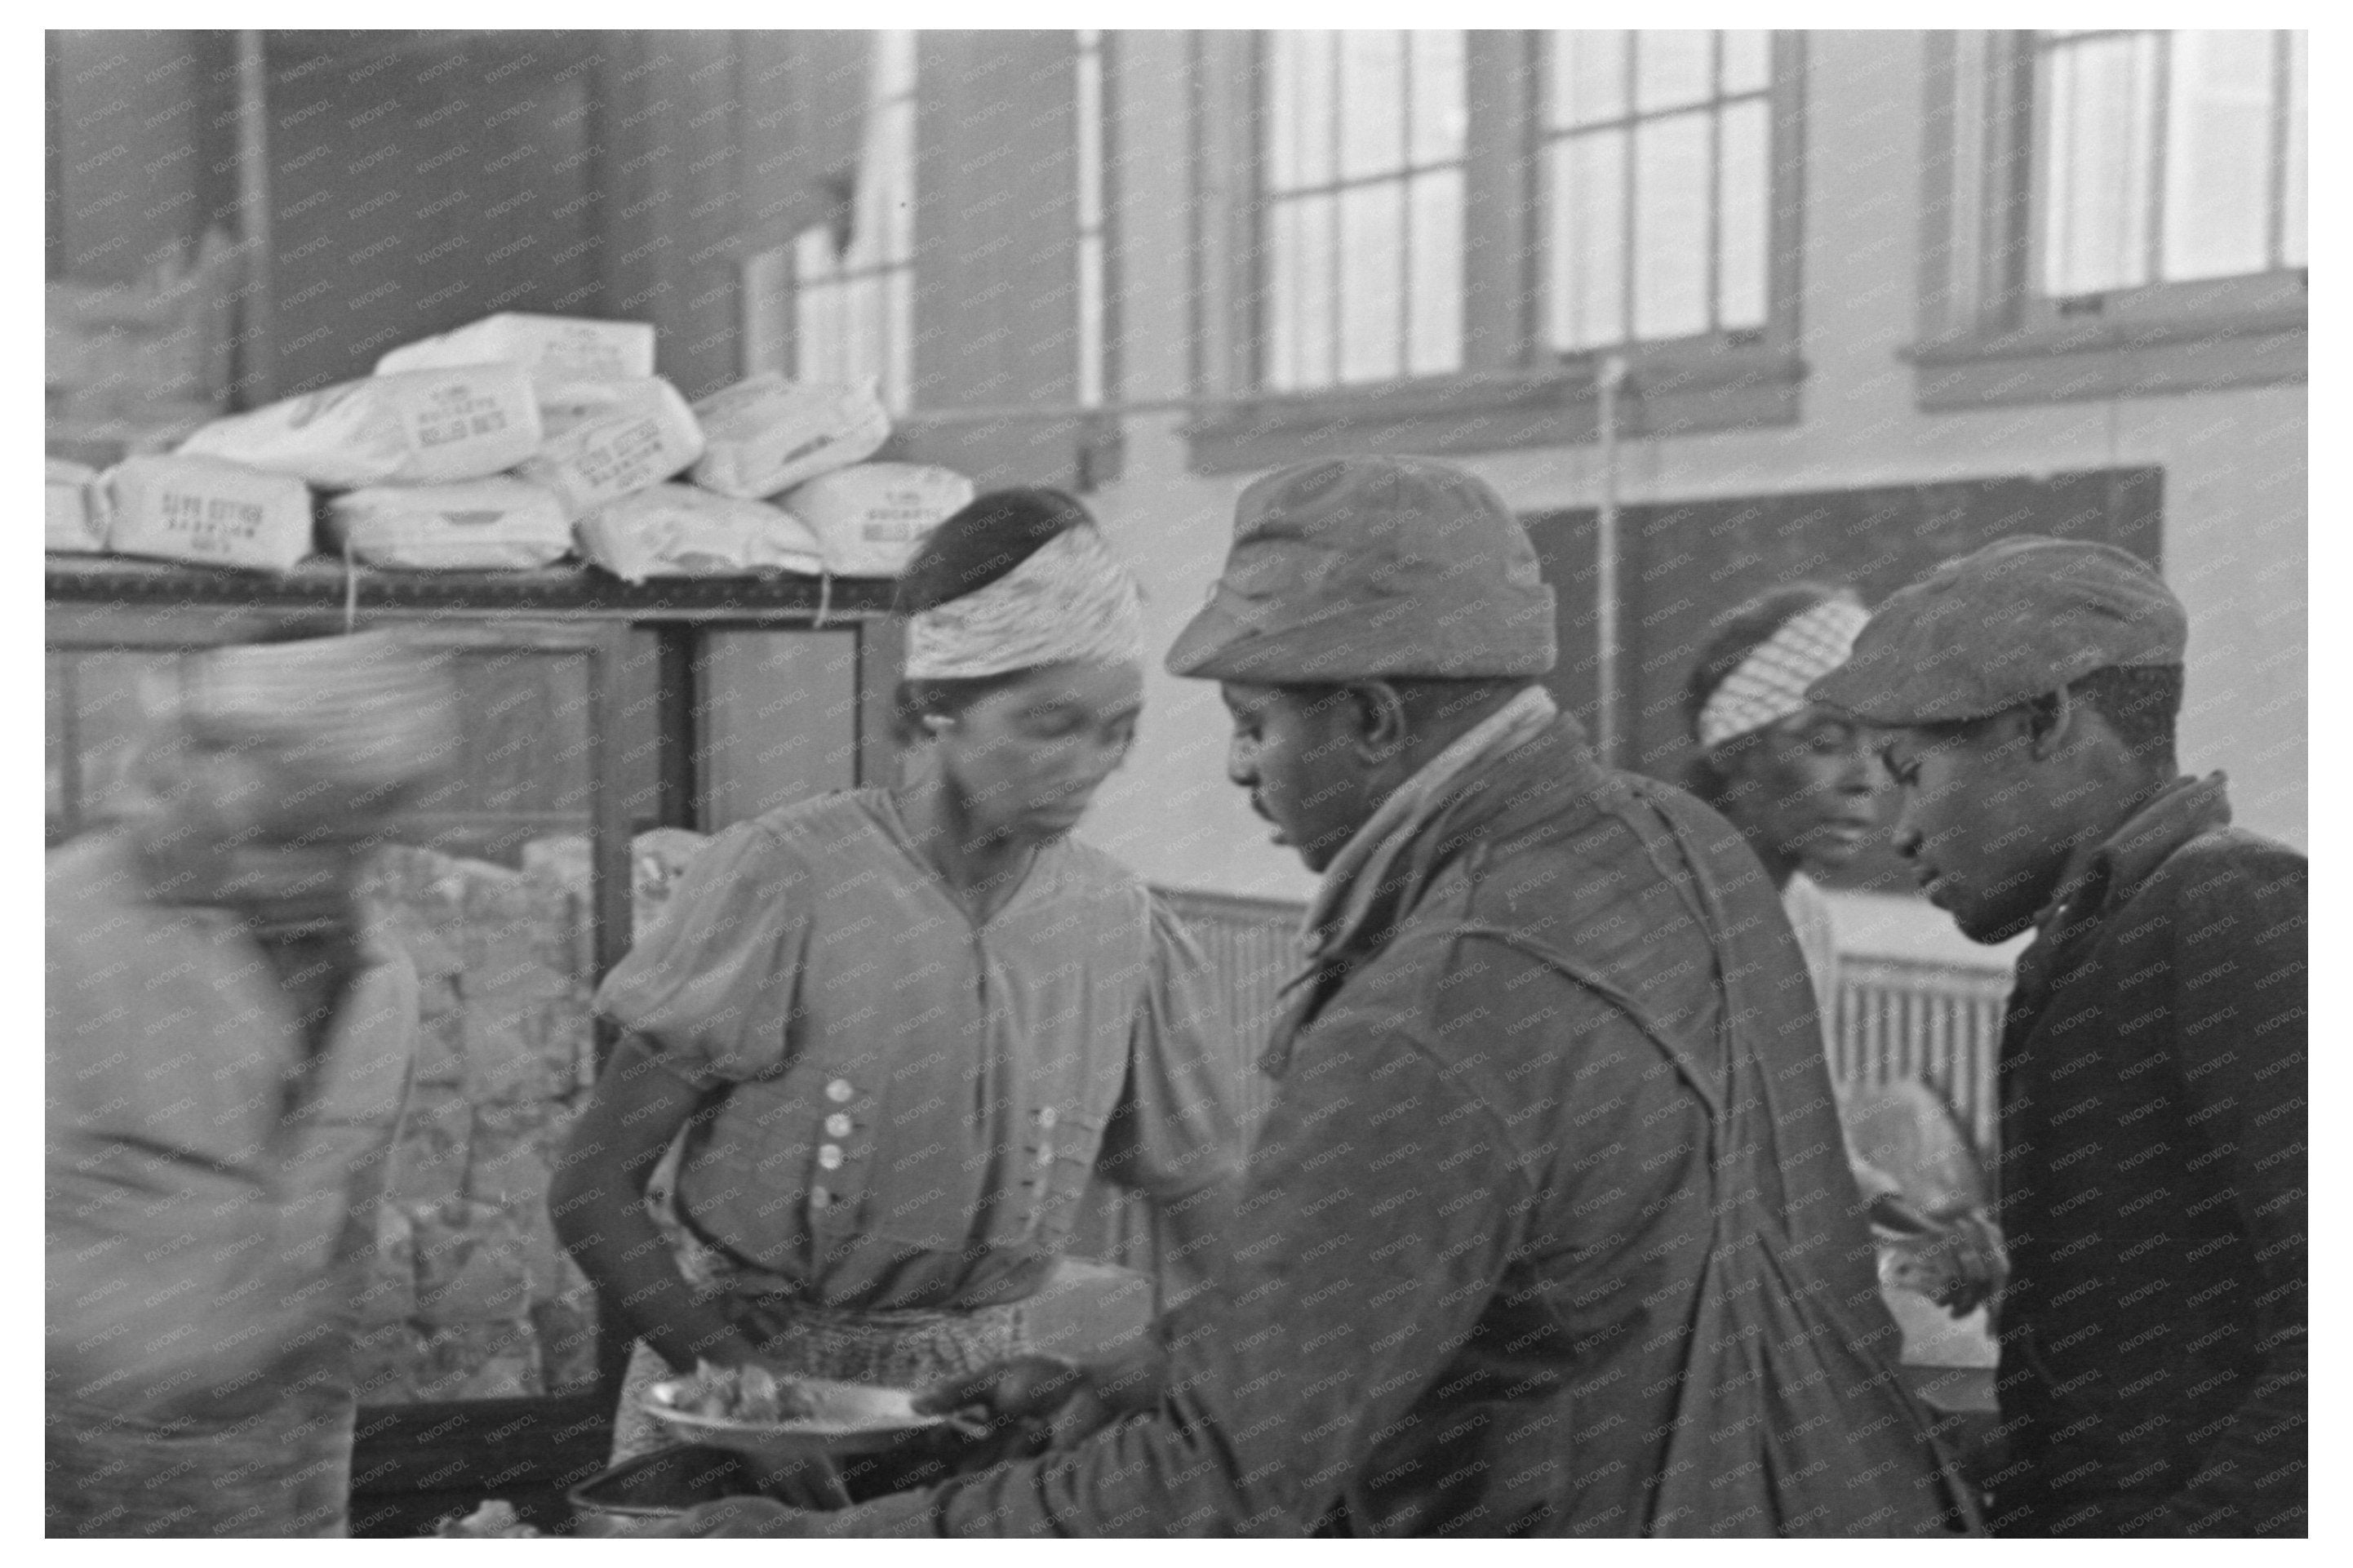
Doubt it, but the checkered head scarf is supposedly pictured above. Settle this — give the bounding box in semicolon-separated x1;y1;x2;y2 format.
1695;594;1870;749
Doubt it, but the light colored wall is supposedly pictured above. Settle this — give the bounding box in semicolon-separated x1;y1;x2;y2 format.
1072;29;2306;898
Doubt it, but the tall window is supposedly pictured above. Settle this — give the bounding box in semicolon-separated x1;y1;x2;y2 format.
1077;29;1112;408
1542;30;1773;353
2034;29;2306;298
1259;30;1467;391
792;30;917;411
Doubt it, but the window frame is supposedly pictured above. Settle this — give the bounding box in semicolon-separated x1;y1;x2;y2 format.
1531;29;1779;356
1253;29;1473;392
1077;27;1121;413
1909;29;2305;411
1185;29;1807;476
2028;29;2305;304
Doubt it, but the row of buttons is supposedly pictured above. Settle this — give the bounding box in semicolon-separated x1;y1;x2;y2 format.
806;1080;1065;1210
813;1077;856;1210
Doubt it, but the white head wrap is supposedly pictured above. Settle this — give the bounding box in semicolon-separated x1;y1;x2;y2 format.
1697;596;1871;749
173;629;461;791
903;524;1148;680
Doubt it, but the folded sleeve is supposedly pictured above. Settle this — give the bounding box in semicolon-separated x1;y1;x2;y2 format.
592;822;809;1089
1097;896;1252;1201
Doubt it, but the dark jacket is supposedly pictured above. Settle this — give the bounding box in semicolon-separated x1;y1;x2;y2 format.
1990;774;2306;1536
833;714;1973;1535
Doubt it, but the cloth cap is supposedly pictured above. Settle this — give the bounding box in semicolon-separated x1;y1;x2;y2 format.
1808;536;2187;726
174;630;461;797
1166;456;1556;682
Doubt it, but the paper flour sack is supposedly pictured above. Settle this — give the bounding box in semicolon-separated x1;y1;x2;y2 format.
575;484;824;584
688;375;892;499
47;458;106;553
783;463;974;576
378;313;656;403
515;379;705;522
177;365;542;488
535;375;673;439
105;455;314;571
325;479;573;570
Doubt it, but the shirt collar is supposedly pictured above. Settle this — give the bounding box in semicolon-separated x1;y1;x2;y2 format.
2038;771;2232;937
1302;685;1558;962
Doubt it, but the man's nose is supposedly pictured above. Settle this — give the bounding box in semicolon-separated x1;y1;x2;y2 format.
1226;735;1255;788
1891;816;1925;860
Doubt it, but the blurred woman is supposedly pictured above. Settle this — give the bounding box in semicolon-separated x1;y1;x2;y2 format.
48;629;457;1536
552;490;1245;1468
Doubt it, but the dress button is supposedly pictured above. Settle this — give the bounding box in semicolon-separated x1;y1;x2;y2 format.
818;1144;845;1170
824;1113;853;1139
810;1186;832;1210
825;1078;854;1104
1037;1106;1057;1130
1034;1144;1054;1166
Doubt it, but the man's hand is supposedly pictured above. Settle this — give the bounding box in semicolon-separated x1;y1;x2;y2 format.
915;1355;1112;1464
1879;1210;2009;1318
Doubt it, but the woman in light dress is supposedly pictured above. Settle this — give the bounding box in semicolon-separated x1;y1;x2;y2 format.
553;491;1245;1484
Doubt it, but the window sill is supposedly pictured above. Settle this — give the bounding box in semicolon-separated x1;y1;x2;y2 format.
1907;300;2306;410
1181;343;1807;476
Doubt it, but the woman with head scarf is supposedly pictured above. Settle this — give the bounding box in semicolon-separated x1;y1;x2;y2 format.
1684;584;1882;1006
1685;583;2003;1320
552;489;1245;1477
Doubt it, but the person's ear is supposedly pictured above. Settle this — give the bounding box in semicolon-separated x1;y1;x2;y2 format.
1347;682;1410;765
2022;686;2079;762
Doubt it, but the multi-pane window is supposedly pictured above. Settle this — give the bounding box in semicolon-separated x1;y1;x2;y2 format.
792;30;917;411
2034;29;2306;297
1542;30;1774;353
1259;30;1467;391
1077;29;1112;408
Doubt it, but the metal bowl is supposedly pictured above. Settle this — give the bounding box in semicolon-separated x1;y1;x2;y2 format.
566;1444;755;1535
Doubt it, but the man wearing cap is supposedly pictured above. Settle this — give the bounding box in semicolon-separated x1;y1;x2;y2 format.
666;457;1974;1538
1810;537;2306;1538
47;627;458;1537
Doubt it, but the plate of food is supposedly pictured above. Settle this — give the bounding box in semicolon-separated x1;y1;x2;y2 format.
642;1361;959;1459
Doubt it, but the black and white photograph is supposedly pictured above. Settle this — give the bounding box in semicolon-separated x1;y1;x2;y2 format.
38;18;2311;1540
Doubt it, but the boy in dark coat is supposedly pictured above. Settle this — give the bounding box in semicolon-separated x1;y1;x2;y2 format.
1812;537;2306;1538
